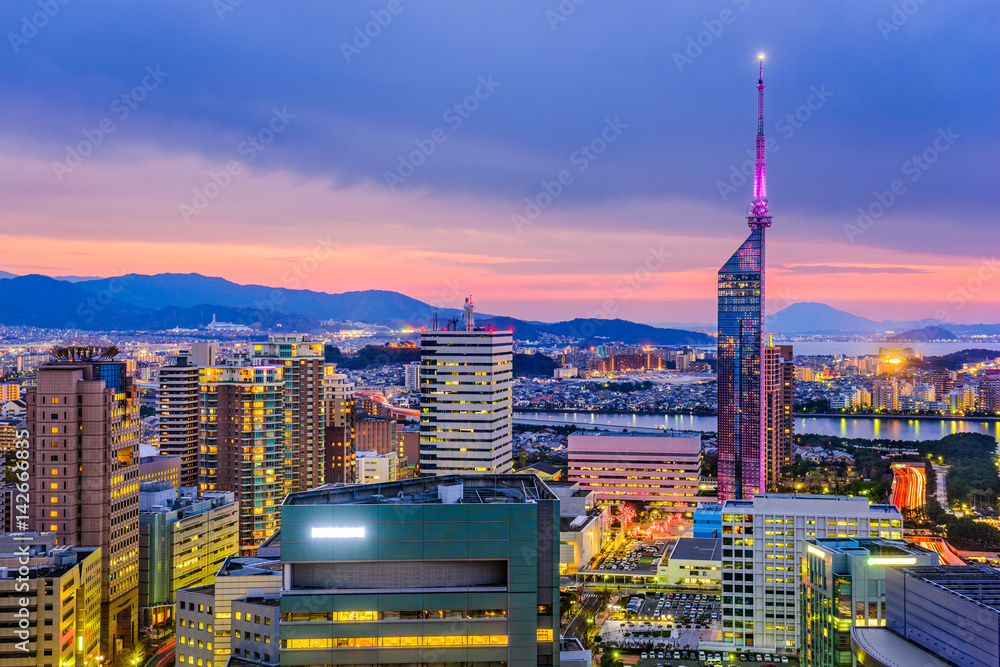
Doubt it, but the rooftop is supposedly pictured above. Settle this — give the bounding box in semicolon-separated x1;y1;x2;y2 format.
570;430;701;438
283;474;557;506
900;564;1000;614
723;494;900;515
669;537;722;562
218;556;282;578
850;627;950;667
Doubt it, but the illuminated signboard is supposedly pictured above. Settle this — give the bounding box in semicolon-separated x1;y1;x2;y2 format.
807;545;826;558
867;556;916;566
311;527;365;538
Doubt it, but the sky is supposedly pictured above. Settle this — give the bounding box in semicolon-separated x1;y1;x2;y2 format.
0;0;997;324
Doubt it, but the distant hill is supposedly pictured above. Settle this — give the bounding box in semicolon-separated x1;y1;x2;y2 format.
886;325;957;342
767;302;1000;335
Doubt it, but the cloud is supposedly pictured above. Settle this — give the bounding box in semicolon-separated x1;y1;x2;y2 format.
778;264;931;275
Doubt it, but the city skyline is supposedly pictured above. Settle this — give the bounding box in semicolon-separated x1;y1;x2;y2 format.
0;1;997;323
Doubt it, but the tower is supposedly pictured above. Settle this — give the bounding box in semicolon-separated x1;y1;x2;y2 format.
27;347;140;661
419;300;514;475
717;55;771;500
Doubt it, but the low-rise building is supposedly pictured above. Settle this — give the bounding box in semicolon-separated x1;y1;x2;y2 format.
657;537;722;589
568;431;707;510
175;557;282;667
230;597;280;665
355;450;398;484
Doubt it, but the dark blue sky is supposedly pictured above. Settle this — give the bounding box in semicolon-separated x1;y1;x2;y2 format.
0;0;997;321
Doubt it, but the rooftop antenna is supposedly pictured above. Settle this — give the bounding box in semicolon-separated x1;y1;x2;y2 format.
464;295;475;331
747;54;772;229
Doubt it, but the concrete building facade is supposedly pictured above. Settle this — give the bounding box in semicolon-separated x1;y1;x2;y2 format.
26;357;141;661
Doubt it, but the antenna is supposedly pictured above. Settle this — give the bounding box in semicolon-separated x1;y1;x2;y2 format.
747;54;772;229
464;295;475;331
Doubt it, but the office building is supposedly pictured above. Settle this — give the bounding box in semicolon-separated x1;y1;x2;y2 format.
355;449;398;484
547;481;610;576
0;536;101;667
322;367;356;485
251;335;325;494
26;350;141;661
16;353;50;373
567;431;705;510
138;484;239;627
231;597;280;665
158;343;216;487
199;363;284;555
278;474;560;665
138;452;182;488
175;556;282;667
718;58;772;501
658;537;722;589
714;494;903;655
354;414;395;455
419;318;514;475
694;502;723;539
800;538;937;667
871;565;1000;667
763;342;794;489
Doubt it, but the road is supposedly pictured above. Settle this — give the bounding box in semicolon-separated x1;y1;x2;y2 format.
906;535;965;565
564;590;605;642
144;638;175;667
890;463;926;510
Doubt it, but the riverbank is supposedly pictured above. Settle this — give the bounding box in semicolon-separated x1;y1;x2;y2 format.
514;408;999;423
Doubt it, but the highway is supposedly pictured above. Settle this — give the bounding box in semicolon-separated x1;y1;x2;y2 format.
890;464;926;510
564;590;607;643
905;536;965;565
144;638;175;667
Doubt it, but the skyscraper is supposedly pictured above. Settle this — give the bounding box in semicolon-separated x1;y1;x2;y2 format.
763;341;794;488
199;363;285;555
157;342;216;487
251;334;325;494
322;365;356;484
27;348;140;661
718;56;772;501
419;299;514;475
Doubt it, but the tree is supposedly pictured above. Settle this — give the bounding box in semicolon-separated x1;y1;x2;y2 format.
600;652;624;667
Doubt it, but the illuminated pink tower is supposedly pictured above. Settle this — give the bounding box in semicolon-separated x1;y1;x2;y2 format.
747;54;773;229
717;55;772;501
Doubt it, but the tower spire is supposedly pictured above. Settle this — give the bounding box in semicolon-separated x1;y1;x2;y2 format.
748;54;772;228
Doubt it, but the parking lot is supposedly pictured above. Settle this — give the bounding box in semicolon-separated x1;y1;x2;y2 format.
590;539;666;575
621;592;721;629
632;650;797;666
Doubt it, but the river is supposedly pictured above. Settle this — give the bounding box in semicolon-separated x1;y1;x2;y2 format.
514;410;1000;444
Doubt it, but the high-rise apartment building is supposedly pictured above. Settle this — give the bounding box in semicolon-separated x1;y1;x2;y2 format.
800;538;937;667
404;361;420;391
977;368;1000;414
763;343;794;489
26;351;141;661
278;475;560;665
158;343;216;487
873;377;899;411
251;335;325;494
419;322;514;475
714;494;903;655
199;363;284;555
322;366;356;484
0;383;20;402
718;57;772;501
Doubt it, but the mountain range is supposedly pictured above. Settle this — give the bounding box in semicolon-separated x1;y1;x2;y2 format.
0;273;712;345
0;273;995;340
